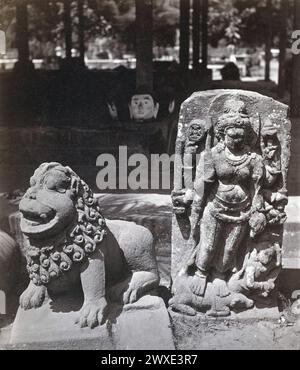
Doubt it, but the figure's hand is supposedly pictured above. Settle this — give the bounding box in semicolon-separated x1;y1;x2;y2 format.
107;102;118;120
168;99;175;114
20;282;47;310
172;191;188;215
261;281;275;297
75;297;108;328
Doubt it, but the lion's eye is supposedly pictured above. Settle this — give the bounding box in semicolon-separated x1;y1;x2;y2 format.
44;176;57;190
44;175;69;193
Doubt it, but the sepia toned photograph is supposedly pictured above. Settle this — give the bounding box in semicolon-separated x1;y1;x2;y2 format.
0;0;300;352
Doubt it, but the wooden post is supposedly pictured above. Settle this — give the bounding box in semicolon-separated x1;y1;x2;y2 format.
135;0;153;90
278;0;288;98
78;0;85;65
16;0;30;63
179;0;190;73
64;0;72;60
291;0;300;117
264;0;272;81
192;0;200;71
201;0;208;70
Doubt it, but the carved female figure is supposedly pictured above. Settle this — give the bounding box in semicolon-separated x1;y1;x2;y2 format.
190;101;267;298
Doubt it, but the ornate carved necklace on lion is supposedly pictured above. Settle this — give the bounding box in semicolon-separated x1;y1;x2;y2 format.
25;197;107;286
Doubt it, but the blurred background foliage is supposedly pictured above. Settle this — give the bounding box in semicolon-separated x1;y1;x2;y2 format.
0;0;294;58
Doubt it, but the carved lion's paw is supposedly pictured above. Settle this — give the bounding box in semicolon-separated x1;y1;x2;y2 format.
75;297;108;328
20;283;47;310
123;286;141;304
123;271;158;304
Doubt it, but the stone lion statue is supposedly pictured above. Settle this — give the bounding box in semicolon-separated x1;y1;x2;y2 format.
18;162;159;328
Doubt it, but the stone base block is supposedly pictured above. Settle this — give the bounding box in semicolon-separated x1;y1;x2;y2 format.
169;306;280;323
8;295;175;350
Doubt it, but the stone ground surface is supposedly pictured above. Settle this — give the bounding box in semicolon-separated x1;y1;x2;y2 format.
170;311;300;350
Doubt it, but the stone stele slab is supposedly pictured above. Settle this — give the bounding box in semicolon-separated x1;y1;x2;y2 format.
171;89;291;282
9;295;174;350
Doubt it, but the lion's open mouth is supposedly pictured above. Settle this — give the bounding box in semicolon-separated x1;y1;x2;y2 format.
20;209;58;236
21;209;56;225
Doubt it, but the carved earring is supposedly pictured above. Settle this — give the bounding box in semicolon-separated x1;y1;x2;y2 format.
168;99;175;114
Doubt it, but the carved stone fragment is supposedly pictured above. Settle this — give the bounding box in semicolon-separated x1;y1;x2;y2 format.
170;90;291;317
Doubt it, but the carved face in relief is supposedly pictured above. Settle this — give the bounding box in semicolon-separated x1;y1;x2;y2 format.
187;120;207;143
129;94;159;121
19;165;77;239
224;126;246;151
215;107;253;151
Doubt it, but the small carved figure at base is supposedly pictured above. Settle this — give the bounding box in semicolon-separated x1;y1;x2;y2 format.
170;268;254;317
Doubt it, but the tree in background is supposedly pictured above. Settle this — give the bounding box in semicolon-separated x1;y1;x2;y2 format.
208;0;294;49
0;0;294;60
0;0;17;51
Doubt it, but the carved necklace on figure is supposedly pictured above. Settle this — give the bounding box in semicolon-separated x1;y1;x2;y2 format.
224;147;250;167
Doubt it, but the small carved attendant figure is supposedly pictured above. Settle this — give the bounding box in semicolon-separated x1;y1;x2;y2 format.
261;114;282;187
260;114;288;225
129;89;159;122
190;101;266;300
172;119;212;214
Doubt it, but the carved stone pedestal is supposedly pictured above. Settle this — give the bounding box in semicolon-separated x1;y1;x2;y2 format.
9;295;175;350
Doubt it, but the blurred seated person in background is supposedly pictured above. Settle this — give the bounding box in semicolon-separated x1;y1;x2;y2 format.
245;49;252;77
129;87;160;122
244;48;262;77
220;62;240;81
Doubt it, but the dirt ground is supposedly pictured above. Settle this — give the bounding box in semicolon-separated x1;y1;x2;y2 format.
170;311;300;350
